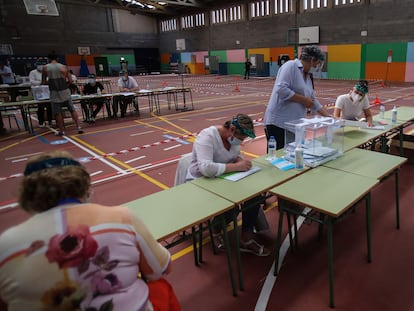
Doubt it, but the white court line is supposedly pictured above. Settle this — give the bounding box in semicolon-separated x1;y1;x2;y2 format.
11;158;28;163
90;170;103;177
125;156;146;164
0;202;18;211
6;151;42;161
254;207;311;311
130;130;154;137
164;144;181;151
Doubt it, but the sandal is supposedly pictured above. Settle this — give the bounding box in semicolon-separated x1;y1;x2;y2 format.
212;233;226;251
240;239;270;257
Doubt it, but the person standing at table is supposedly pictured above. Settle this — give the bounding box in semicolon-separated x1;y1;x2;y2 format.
81;74;109;123
264;45;331;150
113;70;139;118
333;80;373;127
0;150;182;311
42;52;83;135
186;114;270;257
244;58;252;79
29;58;52;128
0;60;15;85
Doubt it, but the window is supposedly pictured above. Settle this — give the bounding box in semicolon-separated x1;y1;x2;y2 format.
274;0;293;14
250;0;270;18
211;8;227;24
160;18;177;32
229;5;243;22
181;13;205;29
303;0;328;10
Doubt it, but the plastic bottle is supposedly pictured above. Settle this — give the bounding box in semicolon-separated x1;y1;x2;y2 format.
295;145;304;170
391;106;397;123
267;136;277;161
379;103;385;119
97;87;102;96
147;83;150;90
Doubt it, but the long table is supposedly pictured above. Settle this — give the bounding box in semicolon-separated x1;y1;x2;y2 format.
269;166;379;308
124;182;240;296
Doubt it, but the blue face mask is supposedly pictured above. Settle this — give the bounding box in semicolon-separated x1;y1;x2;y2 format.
228;136;242;146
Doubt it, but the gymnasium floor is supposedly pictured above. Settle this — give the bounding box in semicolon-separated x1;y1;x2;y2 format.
1;75;414;310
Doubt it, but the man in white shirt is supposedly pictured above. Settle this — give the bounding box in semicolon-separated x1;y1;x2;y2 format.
0;61;15;84
334;80;373;127
113;70;139;118
30;59;52;127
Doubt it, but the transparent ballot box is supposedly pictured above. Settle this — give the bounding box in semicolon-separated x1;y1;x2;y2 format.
284;117;344;167
31;85;50;101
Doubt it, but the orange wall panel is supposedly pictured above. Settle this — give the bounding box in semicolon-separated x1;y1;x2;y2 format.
269;47;295;63
65;54;99;66
160;53;170;64
365;62;406;82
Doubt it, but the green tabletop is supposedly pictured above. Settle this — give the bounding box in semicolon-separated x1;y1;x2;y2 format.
374;106;414;122
322;148;407;180
190;156;306;204
269;166;379;217
125;182;234;241
342;126;387;151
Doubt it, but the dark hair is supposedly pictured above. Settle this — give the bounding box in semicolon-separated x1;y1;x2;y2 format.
300;45;324;61
47;51;58;61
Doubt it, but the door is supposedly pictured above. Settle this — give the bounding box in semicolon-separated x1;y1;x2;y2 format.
94;57;109;77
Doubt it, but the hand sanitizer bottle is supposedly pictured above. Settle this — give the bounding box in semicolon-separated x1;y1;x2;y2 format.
391;106;397;124
379;103;385;119
295;144;304;170
97;87;102;96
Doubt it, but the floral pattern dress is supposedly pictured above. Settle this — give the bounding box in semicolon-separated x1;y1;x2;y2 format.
0;203;171;311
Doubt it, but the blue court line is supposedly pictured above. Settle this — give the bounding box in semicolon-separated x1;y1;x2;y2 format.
163;134;190;145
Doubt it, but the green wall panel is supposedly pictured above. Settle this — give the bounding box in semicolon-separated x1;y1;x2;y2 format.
327;62;361;80
227;63;244;75
102;54;136;66
210;50;227;63
365;43;407;62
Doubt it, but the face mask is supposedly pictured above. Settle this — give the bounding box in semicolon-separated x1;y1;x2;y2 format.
351;92;362;103
37;65;43;71
122;77;128;82
88;79;95;85
227;136;242;146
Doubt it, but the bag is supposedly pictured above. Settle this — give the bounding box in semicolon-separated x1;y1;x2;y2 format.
254;208;269;233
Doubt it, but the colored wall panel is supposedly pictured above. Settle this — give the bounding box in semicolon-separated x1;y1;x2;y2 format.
227;49;245;62
328;45;361;62
327;62;361;80
210;50;227;63
193;51;208;63
181;52;192;63
406;42;414;62
65;54;100;67
193;62;206;74
218;63;228;75
269;47;295;63
405;62;414;82
365;62;406;82
227;63;244;76
365;43;407;62
160;53;170;64
248;48;270;62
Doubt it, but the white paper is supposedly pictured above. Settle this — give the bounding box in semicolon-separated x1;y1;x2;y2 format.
222;166;261;181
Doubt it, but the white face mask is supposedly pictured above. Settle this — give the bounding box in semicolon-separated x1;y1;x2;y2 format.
351;92;363;103
37;65;43;71
88;79;96;85
122;76;128;82
227;136;242;146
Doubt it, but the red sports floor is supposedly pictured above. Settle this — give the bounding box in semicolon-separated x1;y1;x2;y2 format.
1;75;414;310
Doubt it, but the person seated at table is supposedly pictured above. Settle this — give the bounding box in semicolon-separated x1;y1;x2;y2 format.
0;60;15;85
113;70;139;118
29;58;53;127
186;114;270;257
81;74;109;123
0;150;182;311
334;80;373;127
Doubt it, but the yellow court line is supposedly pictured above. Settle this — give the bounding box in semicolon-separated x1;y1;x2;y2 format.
151;112;193;135
134;120;195;143
0;131;51;152
71;136;170;190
